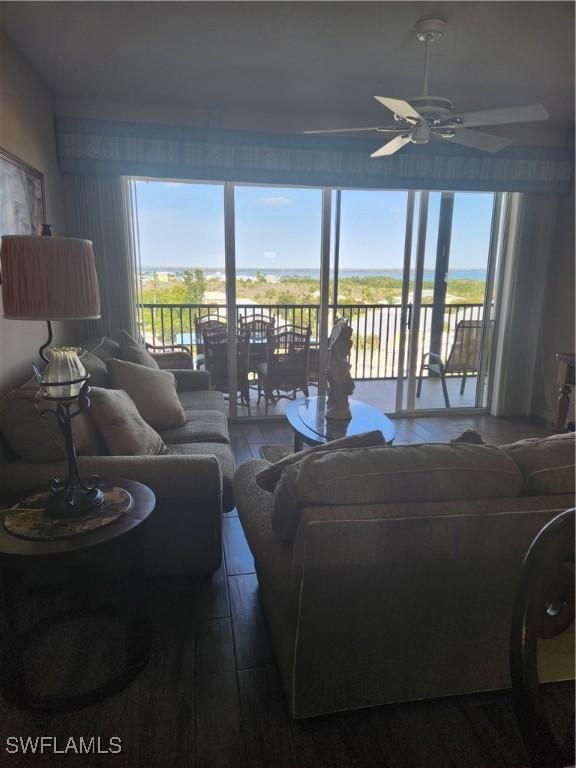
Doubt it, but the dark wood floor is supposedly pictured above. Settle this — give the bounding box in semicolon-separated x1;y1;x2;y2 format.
0;415;572;768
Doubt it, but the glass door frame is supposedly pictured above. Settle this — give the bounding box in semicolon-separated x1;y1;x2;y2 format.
396;190;508;417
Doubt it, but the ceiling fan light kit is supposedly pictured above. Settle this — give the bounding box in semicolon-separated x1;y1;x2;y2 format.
304;18;549;158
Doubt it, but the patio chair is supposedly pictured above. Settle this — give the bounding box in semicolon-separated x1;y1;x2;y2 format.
203;325;251;410
194;314;227;370
416;319;484;408
257;325;311;415
239;314;276;376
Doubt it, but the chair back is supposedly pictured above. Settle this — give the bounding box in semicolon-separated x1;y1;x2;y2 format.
194;314;227;363
510;508;575;768
239;314;275;337
240;314;275;370
445;319;484;374
266;325;311;391
203;326;250;394
194;313;226;340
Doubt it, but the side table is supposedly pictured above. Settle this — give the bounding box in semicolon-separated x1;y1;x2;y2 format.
0;478;156;712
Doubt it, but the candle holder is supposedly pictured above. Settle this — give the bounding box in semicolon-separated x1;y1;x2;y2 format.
33;348;104;518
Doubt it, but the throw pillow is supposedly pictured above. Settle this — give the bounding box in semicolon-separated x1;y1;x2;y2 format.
500;432;575;495
88;388;167;456
119;329;159;369
81;336;122;362
0;379;104;462
256;430;386;493
106;358;186;430
272;442;523;543
79;350;110;388
450;429;485;445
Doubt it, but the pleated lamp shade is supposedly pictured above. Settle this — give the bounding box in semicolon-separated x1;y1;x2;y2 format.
1;235;101;320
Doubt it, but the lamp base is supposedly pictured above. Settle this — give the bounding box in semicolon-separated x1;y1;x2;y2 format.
44;487;105;519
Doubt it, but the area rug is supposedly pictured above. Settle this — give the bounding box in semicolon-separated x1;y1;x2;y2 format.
260;445;293;463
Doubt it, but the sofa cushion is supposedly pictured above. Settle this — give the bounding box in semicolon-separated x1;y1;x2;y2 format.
178;389;226;413
0;380;104;462
161;410;229;444
256;430;386;493
79;350;110;388
272;443;523;543
119;329;159;369
501;433;575;495
89;388;167;456
166;442;235;512
82;336;122;362
107;358;186;430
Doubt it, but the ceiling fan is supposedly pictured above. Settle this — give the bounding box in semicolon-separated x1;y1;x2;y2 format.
304;18;549;157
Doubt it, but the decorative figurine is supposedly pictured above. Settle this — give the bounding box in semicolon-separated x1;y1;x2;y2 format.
326;317;355;420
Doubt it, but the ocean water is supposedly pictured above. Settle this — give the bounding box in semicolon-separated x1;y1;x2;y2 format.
141;267;487;281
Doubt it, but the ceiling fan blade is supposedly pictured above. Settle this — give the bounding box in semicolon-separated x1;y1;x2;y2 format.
374;97;422;122
433;128;513;153
371;135;412;158
303;126;400;135
446;104;549;128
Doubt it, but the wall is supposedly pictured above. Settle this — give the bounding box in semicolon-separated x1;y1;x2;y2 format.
0;30;66;393
531;181;575;425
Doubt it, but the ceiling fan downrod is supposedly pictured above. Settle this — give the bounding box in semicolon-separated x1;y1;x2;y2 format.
414;18;446;97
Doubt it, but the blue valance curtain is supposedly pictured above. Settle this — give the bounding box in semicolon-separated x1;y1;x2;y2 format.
56;117;573;194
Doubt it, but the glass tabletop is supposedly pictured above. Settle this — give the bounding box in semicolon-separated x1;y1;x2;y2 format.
289;396;396;444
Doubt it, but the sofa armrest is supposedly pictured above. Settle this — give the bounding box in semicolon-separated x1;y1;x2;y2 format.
151;350;194;370
172;368;211;391
0;454;222;503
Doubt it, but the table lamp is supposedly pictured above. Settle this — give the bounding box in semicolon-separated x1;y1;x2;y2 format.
0;234;104;516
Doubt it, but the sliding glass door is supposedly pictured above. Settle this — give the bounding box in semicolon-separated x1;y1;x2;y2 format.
400;191;504;413
131;177;506;419
332;189;411;414
230;183;324;417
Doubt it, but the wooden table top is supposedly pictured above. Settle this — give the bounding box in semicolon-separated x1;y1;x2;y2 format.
0;479;156;561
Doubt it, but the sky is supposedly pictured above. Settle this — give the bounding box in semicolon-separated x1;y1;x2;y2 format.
134;180;494;272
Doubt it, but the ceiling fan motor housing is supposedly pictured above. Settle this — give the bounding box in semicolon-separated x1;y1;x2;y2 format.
410;123;431;144
408;96;454;120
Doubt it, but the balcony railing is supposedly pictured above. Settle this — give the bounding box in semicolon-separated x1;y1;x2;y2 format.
139;302;485;381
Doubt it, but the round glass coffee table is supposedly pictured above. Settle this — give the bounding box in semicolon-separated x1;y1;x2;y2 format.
286;396;396;452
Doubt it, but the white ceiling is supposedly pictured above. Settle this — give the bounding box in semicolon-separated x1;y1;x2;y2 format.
1;1;574;146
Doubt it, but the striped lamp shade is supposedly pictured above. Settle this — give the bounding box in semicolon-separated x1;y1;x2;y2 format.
1;235;101;320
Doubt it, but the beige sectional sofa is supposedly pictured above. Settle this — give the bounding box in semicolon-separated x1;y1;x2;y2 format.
0;337;234;575
233;433;575;718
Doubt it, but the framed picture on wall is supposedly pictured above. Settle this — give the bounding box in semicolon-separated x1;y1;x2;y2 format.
0;147;46;236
